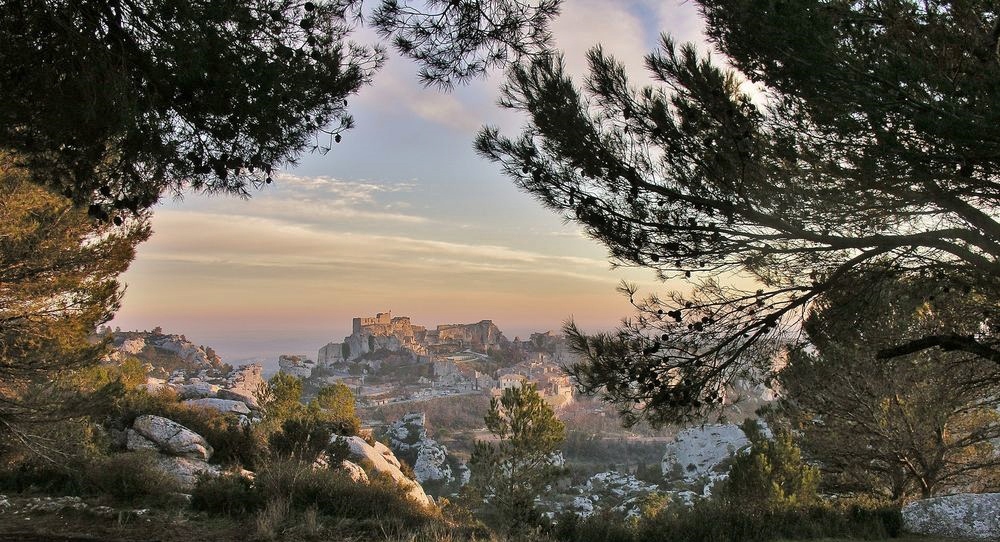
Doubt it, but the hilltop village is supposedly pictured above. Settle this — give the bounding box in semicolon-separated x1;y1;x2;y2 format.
278;311;575;408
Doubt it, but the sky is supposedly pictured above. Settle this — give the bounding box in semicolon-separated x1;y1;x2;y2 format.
110;0;711;363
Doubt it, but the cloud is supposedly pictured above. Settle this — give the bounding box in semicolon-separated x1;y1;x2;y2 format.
139;209;614;283
552;0;652;82
173;173;432;225
353;53;490;134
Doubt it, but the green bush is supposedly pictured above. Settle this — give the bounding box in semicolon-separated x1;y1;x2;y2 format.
254;460;437;525
553;499;903;542
191;472;261;516
268;417;338;462
84;452;183;505
0;458;87;495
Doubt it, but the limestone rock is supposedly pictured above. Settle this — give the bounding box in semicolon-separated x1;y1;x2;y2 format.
278;354;316;378
662;424;751;481
333;435;431;506
152;455;220;489
902;493;1000;540
218;363;263;409
373;440;402;469
414;443;452;483
386;412;452;484
176;382;219;399
142;377;167;393
340;460;369;484
183;398;251;415
132;415;213;460
125;428;160;452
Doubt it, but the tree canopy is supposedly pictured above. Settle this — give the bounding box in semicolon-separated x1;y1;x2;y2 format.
777;273;1000;500
1;0;386;217
0;157;149;448
372;0;561;89
476;0;1000;424
1;0;562;219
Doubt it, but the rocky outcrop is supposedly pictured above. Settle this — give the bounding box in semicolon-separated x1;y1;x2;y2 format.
132;415;213;461
127;415;219;489
152;455;220;488
278;354;316;378
177;382;220;399
433;320;508;350
110;331;223;371
183;398;251;415
333;435;431;506
125;429;160;452
902;493;1000;540
340;460;369;484
662;424;752;482
318;342;345;366
217;363;264;409
386;412;453;484
545;471;662;519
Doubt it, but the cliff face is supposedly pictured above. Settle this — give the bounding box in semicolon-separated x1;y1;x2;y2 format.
433;320;508;350
338;312;507;362
108;330;224;375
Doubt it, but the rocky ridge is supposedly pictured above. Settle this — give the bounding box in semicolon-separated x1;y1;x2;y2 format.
386;412;454;485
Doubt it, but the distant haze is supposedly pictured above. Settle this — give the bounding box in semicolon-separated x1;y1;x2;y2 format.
110;1;706;366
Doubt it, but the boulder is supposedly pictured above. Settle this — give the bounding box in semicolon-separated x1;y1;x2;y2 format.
902;493;1000;540
125;428;160;452
132;415;213;460
217;388;258;409
142;377;167;393
176;382;219;399
373;440;402;469
183;398;251;415
340;460;369;484
386;412;452;483
334;435;431;506
152;455;220;489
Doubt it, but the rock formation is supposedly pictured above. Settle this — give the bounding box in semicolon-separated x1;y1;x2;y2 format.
126;415;219;488
431;320;508;350
545;471;662;519
131;415;213;460
278;354;316;378
217;363;264;409
108;330;223;373
333;435;432;506
182;398;252;415
902;493;1000;540
663;424;768;481
386;412;453;484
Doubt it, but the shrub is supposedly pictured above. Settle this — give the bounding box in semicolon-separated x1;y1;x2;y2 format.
84;452;183;505
253;460;437;527
268;417;333;462
716;420;820;511
191;472;261;516
552;498;903;542
195;459;440;534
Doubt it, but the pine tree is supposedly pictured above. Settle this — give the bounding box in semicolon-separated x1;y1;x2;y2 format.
0;157;150;452
476;1;1000;424
777;273;1000;500
467;383;565;531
